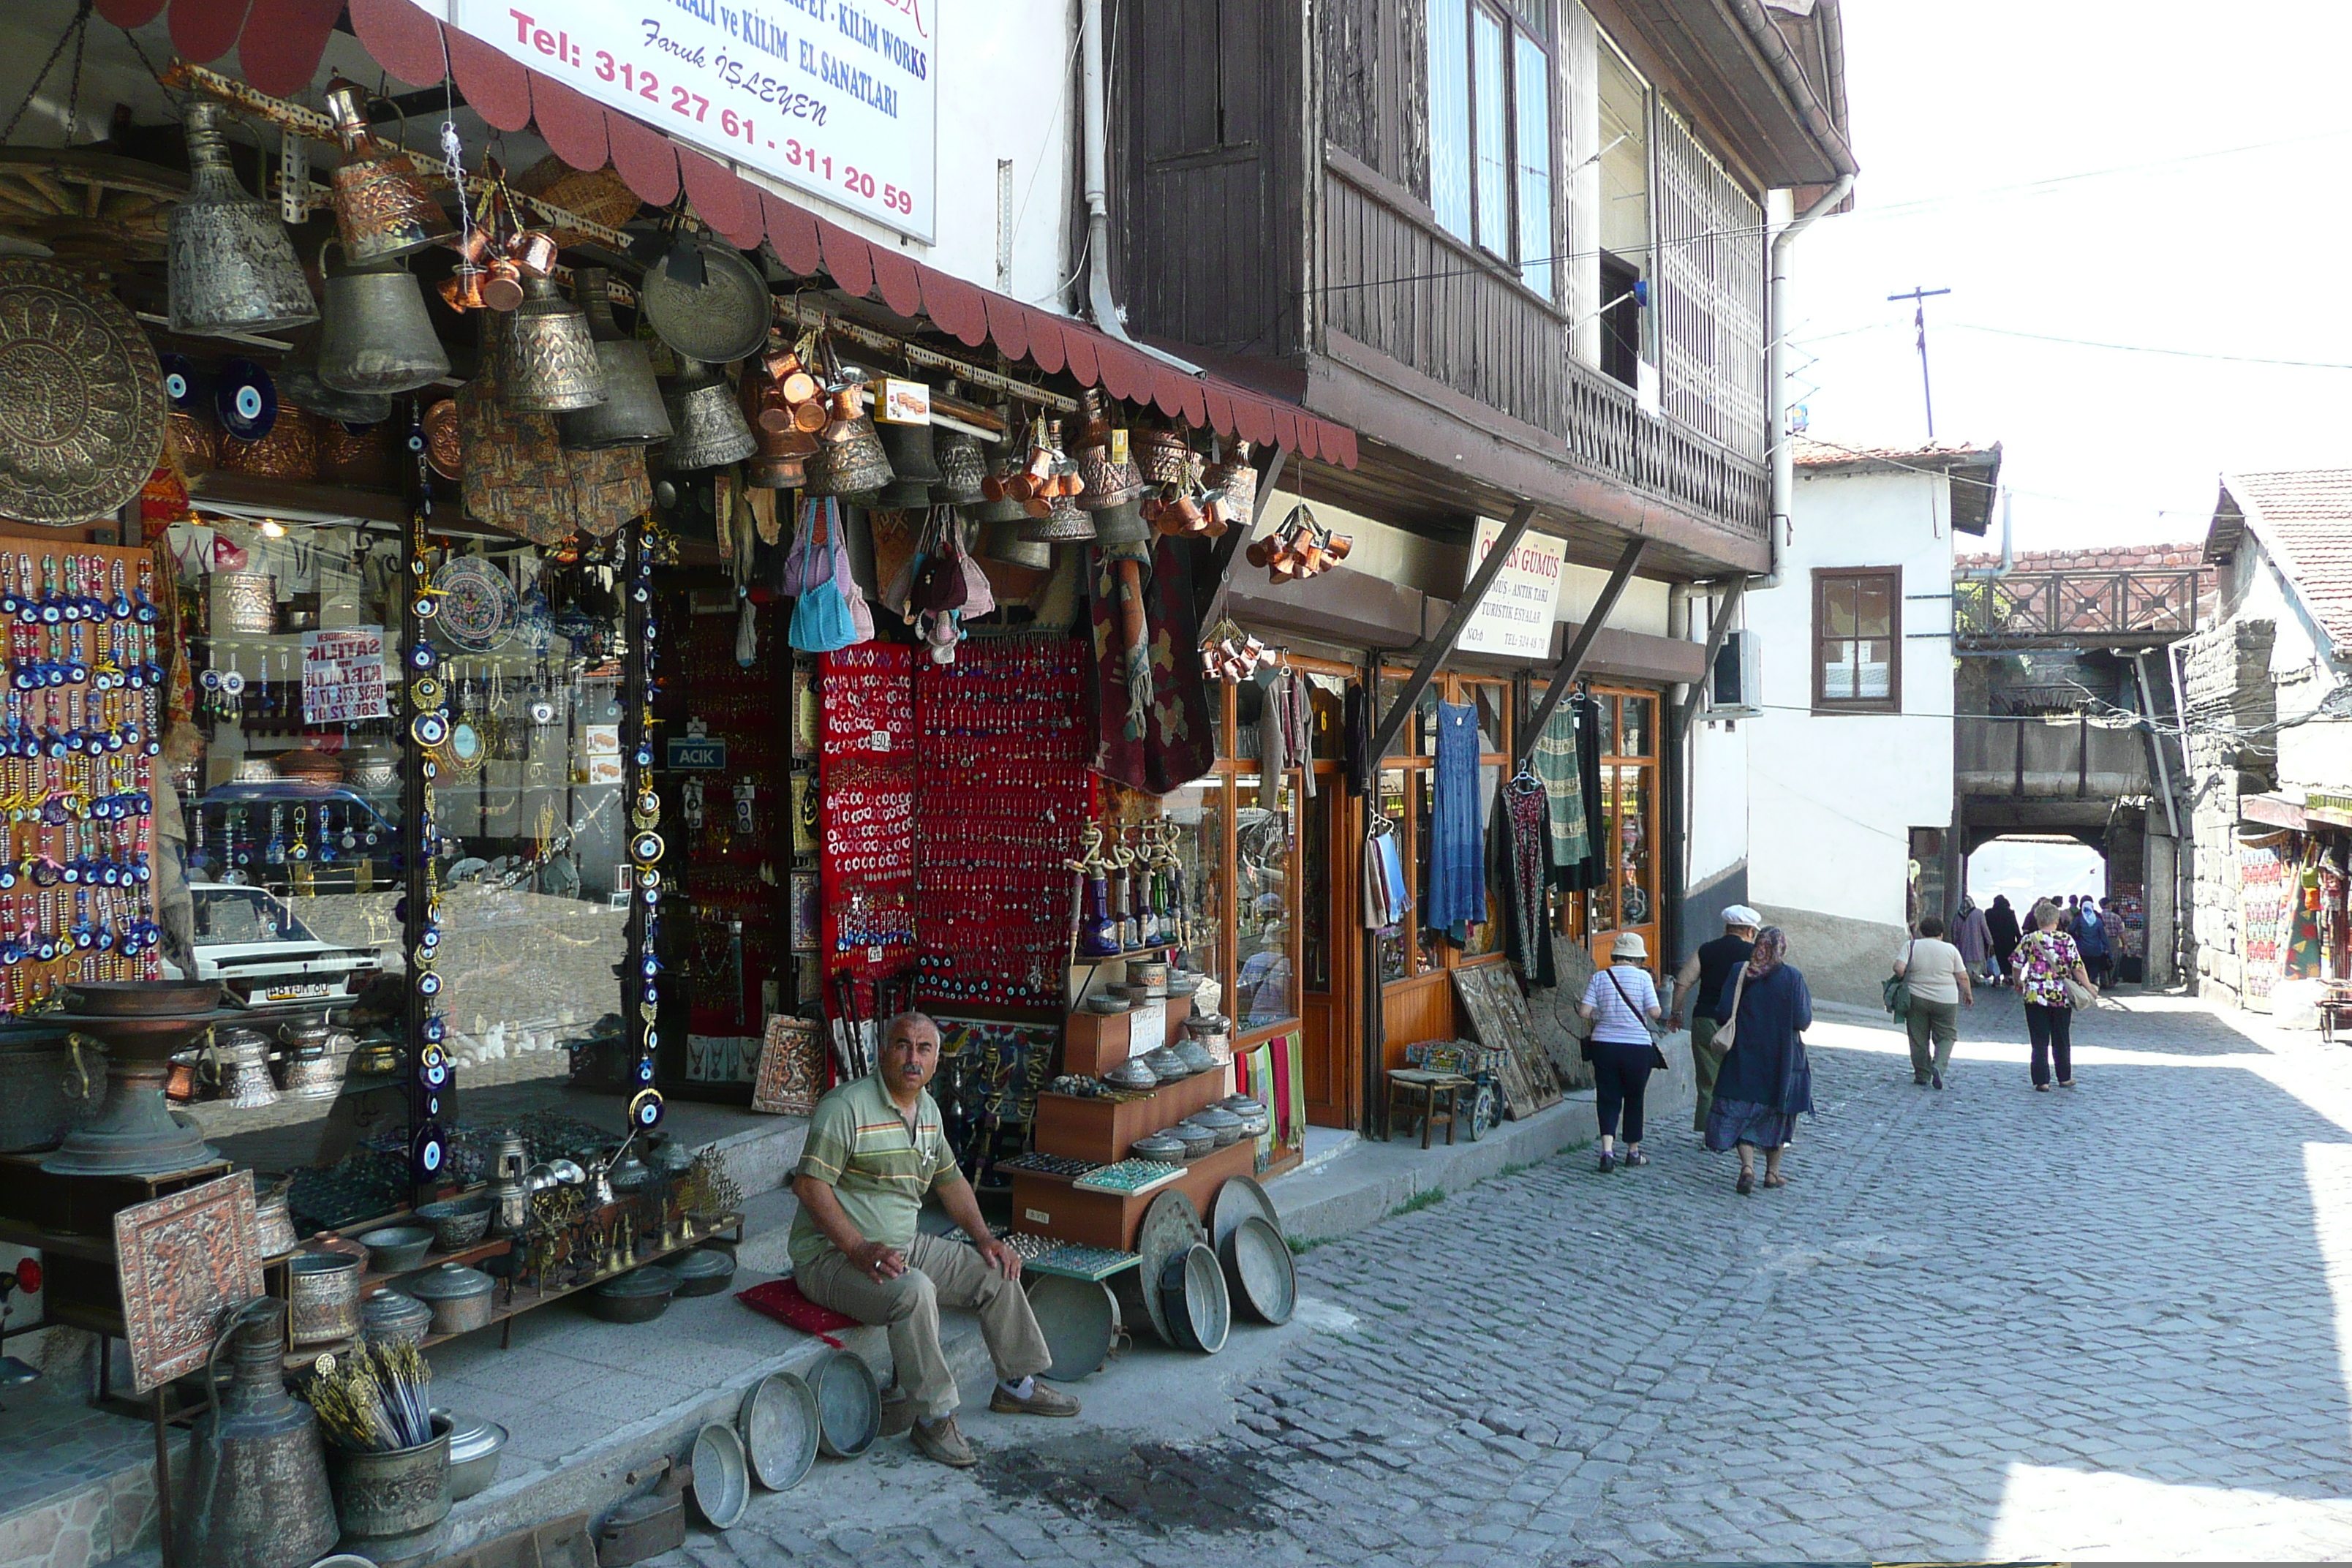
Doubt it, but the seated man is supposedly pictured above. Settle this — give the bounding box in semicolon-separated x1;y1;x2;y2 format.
790;1010;1077;1468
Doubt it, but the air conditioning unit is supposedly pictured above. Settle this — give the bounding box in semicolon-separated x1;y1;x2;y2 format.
1709;628;1762;718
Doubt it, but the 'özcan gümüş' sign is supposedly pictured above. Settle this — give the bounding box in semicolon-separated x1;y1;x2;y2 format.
454;0;938;241
1458;516;1567;659
301;627;389;725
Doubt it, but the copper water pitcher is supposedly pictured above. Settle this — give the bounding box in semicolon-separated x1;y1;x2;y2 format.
324;83;456;264
167;99;317;336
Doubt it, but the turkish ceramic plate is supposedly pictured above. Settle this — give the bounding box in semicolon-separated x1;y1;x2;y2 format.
431;556;516;652
738;1369;818;1490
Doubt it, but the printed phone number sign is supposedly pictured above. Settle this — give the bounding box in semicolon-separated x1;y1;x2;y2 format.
455;0;938;241
301;628;390;725
1458;515;1567;660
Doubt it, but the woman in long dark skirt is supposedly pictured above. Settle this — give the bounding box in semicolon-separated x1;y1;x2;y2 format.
1706;927;1814;1194
1985;895;2022;989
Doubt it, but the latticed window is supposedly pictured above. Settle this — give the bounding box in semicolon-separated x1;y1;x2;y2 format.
1654;105;1767;459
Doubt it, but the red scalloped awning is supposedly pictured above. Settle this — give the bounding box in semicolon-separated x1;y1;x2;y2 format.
118;0;1357;467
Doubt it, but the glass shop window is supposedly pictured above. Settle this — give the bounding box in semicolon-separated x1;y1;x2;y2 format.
1164;774;1229;1013
1231;772;1296;1033
1376;768;1411;984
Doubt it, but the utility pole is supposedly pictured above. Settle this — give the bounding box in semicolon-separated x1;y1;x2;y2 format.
1887;284;1950;440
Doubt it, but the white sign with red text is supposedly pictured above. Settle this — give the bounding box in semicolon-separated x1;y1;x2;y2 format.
453;0;938;241
1458;516;1567;659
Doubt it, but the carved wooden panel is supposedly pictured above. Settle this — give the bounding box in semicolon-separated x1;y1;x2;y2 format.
113;1170;263;1394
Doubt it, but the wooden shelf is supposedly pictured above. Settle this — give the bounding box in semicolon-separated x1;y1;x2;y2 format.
419;1212;743;1348
1033;1068;1233;1165
358;1235;513;1294
1009;1140;1254;1251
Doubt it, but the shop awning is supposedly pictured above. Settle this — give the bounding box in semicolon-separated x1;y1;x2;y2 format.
95;0;1360;468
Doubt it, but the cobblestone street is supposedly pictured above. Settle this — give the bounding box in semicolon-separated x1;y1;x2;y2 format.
655;989;2352;1565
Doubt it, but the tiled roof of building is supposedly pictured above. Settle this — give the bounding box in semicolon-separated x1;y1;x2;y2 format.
2217;470;2352;657
1792;438;1999;470
1953;543;2209;573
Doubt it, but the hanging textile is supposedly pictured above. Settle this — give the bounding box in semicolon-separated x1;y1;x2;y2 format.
1343;682;1370;796
1084;538;1217;794
1427;700;1485;934
1362;818;1411;930
1535;693;1603;892
1490;772;1556;988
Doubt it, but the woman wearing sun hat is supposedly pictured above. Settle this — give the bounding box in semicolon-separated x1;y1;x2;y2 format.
1578;930;1665;1173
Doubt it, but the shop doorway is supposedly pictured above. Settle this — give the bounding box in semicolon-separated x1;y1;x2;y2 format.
1293;666;1359;1130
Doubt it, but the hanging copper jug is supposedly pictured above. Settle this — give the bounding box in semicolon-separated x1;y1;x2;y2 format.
1077;443;1145;512
176;1299;339;1568
660;358;757;470
1136;423;1194;486
167;99;317;336
323;82;456;264
502;274;608;412
558;267;674;450
317;241;451;396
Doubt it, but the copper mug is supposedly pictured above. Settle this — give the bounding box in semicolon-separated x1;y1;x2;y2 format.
481;255;525;312
440;263;487;313
511;230;559;277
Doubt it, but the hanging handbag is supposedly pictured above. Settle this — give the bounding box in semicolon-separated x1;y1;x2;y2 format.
778;496;831;597
1713;965;1750;1052
830;505;875;644
786;502;858;653
1882;938;1915;1020
1602;970;1672;1073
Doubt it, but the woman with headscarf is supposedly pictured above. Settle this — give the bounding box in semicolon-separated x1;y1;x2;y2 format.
1705;927;1814;1195
1952;896;1994;984
1985;895;2022;988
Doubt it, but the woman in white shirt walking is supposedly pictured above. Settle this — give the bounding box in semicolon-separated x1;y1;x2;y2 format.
1892;916;1973;1089
1578;931;1664;1173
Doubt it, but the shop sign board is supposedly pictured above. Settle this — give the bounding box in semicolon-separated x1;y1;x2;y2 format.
668;735;730;770
453;0;939;241
1458;516;1567;659
2306;791;2352;827
301;627;390;725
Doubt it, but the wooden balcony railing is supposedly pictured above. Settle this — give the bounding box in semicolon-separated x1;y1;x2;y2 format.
1953;568;2206;649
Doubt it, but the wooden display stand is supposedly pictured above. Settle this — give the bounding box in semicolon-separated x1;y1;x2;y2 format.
1010;981;1259;1254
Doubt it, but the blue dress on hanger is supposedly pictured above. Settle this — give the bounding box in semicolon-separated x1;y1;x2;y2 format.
1428;701;1485;936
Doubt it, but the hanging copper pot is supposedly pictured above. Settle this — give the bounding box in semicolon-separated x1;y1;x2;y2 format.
323;81;456;265
660;358;757;471
216;404;320;481
932;429;987;505
502;274;608;412
558;268;673;450
742;359;817;487
1136;424;1194;486
804;413;893;501
316;242;451;396
167;99;317;336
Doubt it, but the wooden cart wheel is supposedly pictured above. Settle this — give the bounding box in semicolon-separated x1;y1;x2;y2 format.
0;148;188;264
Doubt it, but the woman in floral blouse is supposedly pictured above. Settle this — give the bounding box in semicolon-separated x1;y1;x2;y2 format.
2012;899;2093;1090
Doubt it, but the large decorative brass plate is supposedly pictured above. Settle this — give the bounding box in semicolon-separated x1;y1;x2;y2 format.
0;257;166;524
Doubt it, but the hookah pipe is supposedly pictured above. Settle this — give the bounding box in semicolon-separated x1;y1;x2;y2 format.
1063;824;1109;970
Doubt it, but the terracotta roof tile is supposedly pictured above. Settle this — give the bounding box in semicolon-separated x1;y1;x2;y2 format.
2225;469;2352;657
1793;437;1998;470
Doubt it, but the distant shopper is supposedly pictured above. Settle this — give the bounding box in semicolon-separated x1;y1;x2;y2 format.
1893;916;1973;1090
2075;899;2112;987
1952;897;1994;984
1670;905;1760;1134
1986;895;2022;987
1578;931;1664;1174
2013;900;2093;1090
1705;927;1814;1194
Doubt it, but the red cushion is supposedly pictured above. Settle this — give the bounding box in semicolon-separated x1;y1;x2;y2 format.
734;1277;861;1346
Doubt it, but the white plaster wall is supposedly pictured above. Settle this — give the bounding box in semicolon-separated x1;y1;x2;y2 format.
1689;710;1748;889
1745;467;1959;930
2239;543;2352;796
1558;565;1671;637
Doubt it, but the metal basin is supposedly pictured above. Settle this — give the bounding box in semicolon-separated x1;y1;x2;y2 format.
738;1370;819;1490
1156;1242;1229;1354
1220;1215;1297;1325
690;1422;750;1528
1028;1274;1117;1382
587;1265;676;1324
436;1409;510;1500
287;1250;364;1346
412;1196;492;1252
670;1245;737;1297
353;1224;434;1274
809;1348;881;1457
62;979;222;1016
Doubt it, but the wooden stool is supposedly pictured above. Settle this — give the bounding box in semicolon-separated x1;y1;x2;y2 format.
1386;1069;1472;1149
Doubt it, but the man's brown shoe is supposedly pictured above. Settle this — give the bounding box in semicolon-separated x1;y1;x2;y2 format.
911;1414;976;1468
990;1380;1080;1417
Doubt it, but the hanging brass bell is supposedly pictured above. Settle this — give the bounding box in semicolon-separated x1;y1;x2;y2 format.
1077;445;1145;512
661;358;758;471
323;81;456;264
558;267;674;451
502;274;608;412
932;429;988;505
804;412;894;502
317;241;451;395
167;99;317;337
1090;491;1152;547
874;419;941;508
276;325;393;426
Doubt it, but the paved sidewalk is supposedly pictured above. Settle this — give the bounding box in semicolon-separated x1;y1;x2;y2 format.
645;987;2352;1564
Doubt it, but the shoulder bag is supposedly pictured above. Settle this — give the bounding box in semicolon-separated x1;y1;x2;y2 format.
2063;938;2097;1009
1603;969;1672;1073
1713;964;1751;1052
1883;938;1915;1019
